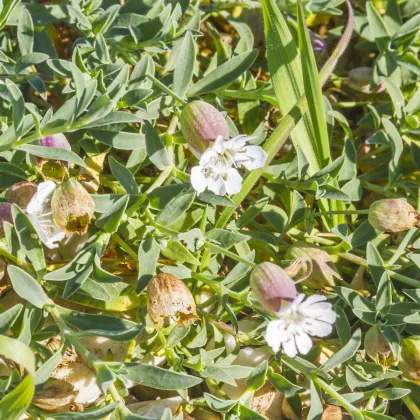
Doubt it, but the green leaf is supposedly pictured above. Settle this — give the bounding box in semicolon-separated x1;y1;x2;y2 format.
58;307;143;340
19;144;86;168
35;344;66;386
8;265;52;309
0;375;34;420
204;393;238;413
14;52;49;74
96;195;129;233
367;242;385;286
48;403;119;419
0;304;23;334
11;204;46;276
156;189;196;226
319;329;362;373
366;1;391;53
137;234;160;292
0;335;35;376
334;304;351;345
5;79;25;138
120;363;202;389
17;8;34;55
381;78;405;120
296;0;330;168
377;387;411;400
109;156;138;194
89;129;146;150
376;271;392;314
144;122;171;170
268;371;305;398
307;380;323;420
245;360;268;391
173;31;195;99
187;49;258;97
206;229;250;249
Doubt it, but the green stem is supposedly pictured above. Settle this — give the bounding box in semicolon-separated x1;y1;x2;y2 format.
338;252;420;287
402;395;420;420
204;242;256;268
311;210;369;217
146;74;188;106
145;166;173;194
311;375;360;418
111;233;138;261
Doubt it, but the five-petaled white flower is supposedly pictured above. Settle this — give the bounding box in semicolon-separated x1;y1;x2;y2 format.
27;181;66;249
265;294;336;357
191;135;267;196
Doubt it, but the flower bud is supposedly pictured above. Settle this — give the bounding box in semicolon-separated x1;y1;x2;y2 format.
147;273;198;329
399;336;420;383
35;134;72;181
0;203;13;237
250;262;296;313
285;241;340;289
368;199;420;232
8;181;37;209
51;179;95;235
364;325;397;367
180;101;229;156
348;67;385;94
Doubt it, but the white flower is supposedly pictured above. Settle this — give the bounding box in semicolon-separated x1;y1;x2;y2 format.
27;181;66;249
265;294;336;358
191;135;267;196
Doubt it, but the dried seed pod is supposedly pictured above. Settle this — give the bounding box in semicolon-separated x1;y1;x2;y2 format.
250;262;296;313
32;379;79;413
180;101;229;156
8;181;37;210
399;336;420;383
35;134;72;181
0;203;13;237
147;273;198;329
285;241;341;289
52;362;102;406
368;199;420;232
51;179;95;235
348;67;385;94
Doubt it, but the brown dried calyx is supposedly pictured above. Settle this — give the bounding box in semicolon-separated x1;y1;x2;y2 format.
32;379;81;413
147;273;198;329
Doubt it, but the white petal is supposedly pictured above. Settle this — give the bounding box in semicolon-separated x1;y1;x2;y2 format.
224;168;243;195
208;174;226;196
240;146;268;170
191;166;208;194
199;148;217;167
305;319;334;337
27;181;56;214
295;331;313;355
266;320;284;353
225;135;247;150
282;338;298;357
300;294;327;308
213;136;226;153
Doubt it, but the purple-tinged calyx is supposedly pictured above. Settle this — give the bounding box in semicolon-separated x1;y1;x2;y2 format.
180;101;230;157
250;262;297;313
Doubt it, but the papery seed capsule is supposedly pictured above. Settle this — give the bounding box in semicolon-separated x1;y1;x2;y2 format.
399;336;420;383
368;199;420;232
285;241;340;289
147;273;198;329
180;101;229;156
8;181;37;209
364;325;397;367
51;179;95;235
348;67;385;94
0;203;13;236
250;262;297;313
35;134;72;181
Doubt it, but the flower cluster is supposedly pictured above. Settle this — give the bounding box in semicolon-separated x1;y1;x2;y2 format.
191;135;267;196
181;101;267;196
250;261;336;357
